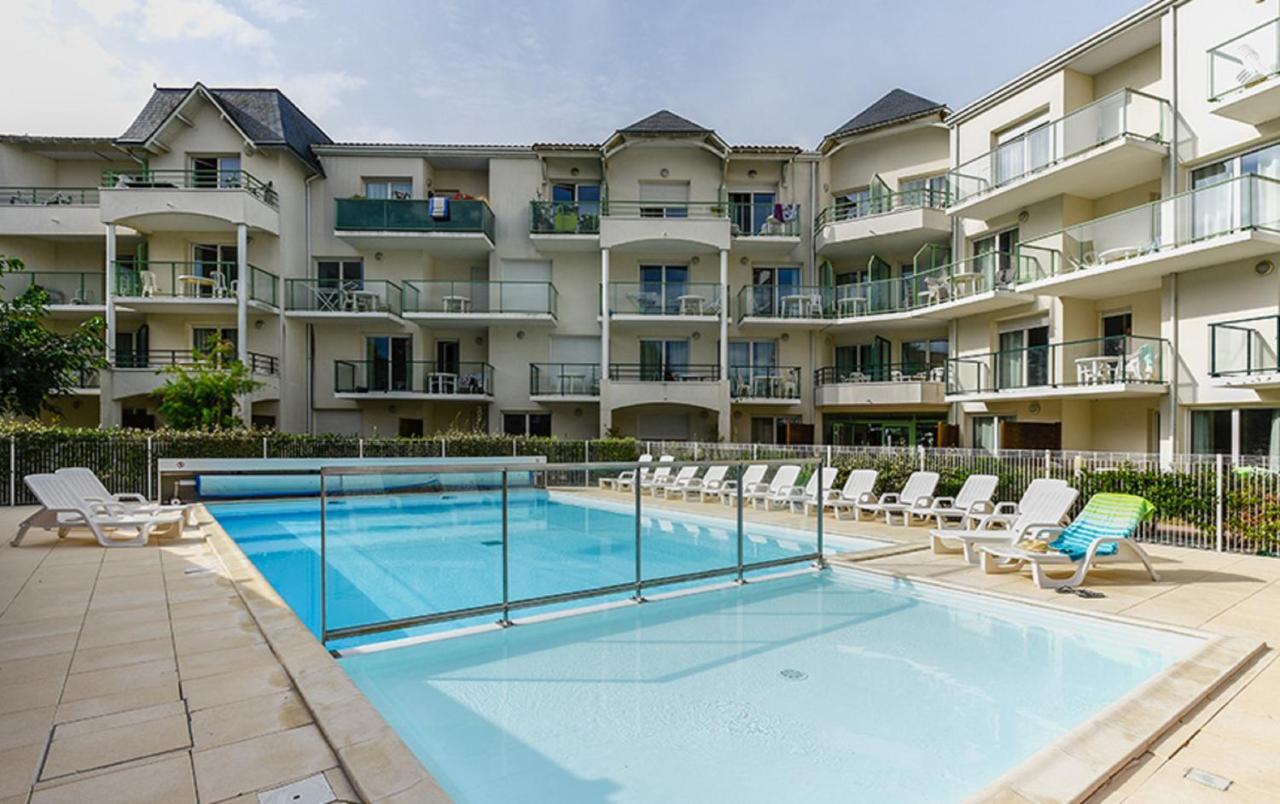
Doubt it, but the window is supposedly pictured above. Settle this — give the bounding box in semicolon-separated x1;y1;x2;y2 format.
973;416;1000;452
192;326;236;356
551;183;600;217
833;187;871;220
993;111;1052;185
435;339;460;375
899;175;948;208
503;412;552;437
365;335;412;392
997;323;1050;389
398;418;424;438
974;228;1019;285
902;338;948;373
751;415;800;445
748;266;801;315
192;243;237;291
1193;408;1280;461
835;336;890;380
1191;141;1280;237
728;340;778;394
639;339;690;380
639;265;689;313
1101;312;1132;357
638;181;689;218
728;191;777;234
190;155;241;188
364;179;412;200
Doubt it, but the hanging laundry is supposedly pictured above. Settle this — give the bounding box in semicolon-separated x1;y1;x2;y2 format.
781;204;799;222
428;196;450;220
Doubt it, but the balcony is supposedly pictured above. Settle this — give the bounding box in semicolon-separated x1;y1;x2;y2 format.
333;198;495;256
729;366;801;405
403;280;557;326
606;363;724;410
1210;315;1280;389
100;169;279;235
1208;17;1280;124
530;363;601;400
1016;174;1280;299
729;201;801;257
814;364;946;407
814;187;950;258
599;200;730;253
113;262;279;314
529;201;600;252
605;282;723;328
948;89;1171;221
333;360;494;401
110;350;279;401
945;335;1169;402
1;271;105;316
65;369;101;395
0;187;106;239
284;279;404;323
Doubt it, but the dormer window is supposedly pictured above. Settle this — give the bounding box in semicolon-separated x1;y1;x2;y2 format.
364;179;413;200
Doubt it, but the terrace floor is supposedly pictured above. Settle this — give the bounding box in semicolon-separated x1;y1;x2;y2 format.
1;495;1277;803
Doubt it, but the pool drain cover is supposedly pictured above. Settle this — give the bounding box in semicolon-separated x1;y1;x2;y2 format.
779;669;808;681
480;539;502;547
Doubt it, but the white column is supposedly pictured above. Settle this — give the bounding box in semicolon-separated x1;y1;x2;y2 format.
599;247;611;436
236;223;250;426
719;248;728;382
101;224;119;428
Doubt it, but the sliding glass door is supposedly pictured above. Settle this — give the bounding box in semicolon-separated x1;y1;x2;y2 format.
366;335;411;391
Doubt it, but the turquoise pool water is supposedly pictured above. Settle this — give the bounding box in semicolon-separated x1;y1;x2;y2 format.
341;570;1200;803
208;489;884;646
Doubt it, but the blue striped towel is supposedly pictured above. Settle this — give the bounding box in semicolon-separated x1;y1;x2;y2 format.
1049;493;1155;560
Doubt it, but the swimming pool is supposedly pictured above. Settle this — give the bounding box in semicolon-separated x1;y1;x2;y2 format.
341;569;1202;803
208;489;885;645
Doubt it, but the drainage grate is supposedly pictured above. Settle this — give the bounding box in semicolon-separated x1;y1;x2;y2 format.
778;669;808;681
258;773;335;804
1184;767;1232;792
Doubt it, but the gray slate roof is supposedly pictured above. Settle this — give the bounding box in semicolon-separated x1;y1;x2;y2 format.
118;85;332;173
826;89;946;140
618;110;711;135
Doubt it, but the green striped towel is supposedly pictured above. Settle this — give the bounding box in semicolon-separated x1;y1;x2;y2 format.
1048;493;1155;560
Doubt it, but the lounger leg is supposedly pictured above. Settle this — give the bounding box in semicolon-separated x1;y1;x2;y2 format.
1031;560;1084;590
1122;541;1161;582
11;515;35;546
979;549;1020;575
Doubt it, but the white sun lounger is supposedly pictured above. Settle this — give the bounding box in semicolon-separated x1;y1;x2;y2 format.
599;454;652;490
639;456;675;493
926;473;999;530
655;466;699;498
56;467;197;526
15;474;182;548
718;464;768;506
748;465;800;510
784;467;838;513
681;465;728;501
822;470;878;519
930;479;1078;564
859;471;939;525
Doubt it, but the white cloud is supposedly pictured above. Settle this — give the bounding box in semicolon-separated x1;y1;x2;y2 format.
138;0;271;47
241;0;310;23
257;71;365;117
75;0;140;26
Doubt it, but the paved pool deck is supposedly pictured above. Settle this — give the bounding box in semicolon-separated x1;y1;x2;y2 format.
1;493;1277;803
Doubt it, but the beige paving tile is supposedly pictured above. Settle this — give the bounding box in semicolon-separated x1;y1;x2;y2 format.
59;657;176;703
0;740;45;799
68;636;174;675
189;690;312;749
339;730;440;802
42;710;190;779
52;700;185;741
182;662;291;712
191;724;336;803
172;621;264;657
54;679;179;725
325;767;361;803
0;675;64;716
167;594;246;621
30;752;196;804
0;615;83;646
0;650;73;686
0;705;54;752
0;632;79;662
75;618;172;651
175;641;278;681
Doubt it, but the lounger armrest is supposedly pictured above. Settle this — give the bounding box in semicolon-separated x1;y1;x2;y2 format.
932;496;956;509
775;485;805;498
966;500;995;516
112;493;150;504
972;512;1016;532
911;495;935;510
720;480;738;492
822;488;842;501
857;491;878;505
992;501;1019;516
745;482;772;495
1020;523;1065;541
878;492;901;505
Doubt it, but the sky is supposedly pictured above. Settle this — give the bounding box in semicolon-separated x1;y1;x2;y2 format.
2;0;1152;148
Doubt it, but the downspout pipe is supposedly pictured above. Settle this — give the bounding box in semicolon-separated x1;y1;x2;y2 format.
304;172;319;434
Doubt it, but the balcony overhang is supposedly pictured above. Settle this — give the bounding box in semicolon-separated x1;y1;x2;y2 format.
531;392;601;403
405;311;555;328
283;309;406;325
530;233;600;253
47;304;108;319
607;313;720;330
600;219;730;253
815;208;950;259
0;207;131;241
335;390;494;402
1210;78;1280;125
605;379;726;410
332;229;495;257
100;188;279;235
1016;230;1280;300
817;381;946;407
730;395;801;407
735;314;827;331
1209;372;1280;391
731;234;802;258
948;137;1167;222
113;297;277;315
946;382;1168;403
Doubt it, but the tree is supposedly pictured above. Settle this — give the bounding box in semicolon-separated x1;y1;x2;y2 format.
0;256;107;419
155;340;261;430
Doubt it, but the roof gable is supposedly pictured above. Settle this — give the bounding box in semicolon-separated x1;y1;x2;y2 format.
826;89;946;140
618;110;711;135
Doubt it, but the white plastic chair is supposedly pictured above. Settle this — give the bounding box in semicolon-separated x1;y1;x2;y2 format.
55;467;196;526
859;471;940;525
926;474;999;529
16;474;181;548
139;270;158;298
822;470;878;519
748;465;800;510
930;479;1078;564
718;464;768;506
599;454;652;490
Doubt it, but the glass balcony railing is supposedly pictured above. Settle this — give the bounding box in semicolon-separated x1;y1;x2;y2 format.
285;279;404;316
606;282;723;316
814;363;946;386
1211;315;1280;377
334;198;495;239
601;200;728;219
111;350;277;374
333;360;493;396
0;271;105;306
102;169;277;207
529;201;600;234
404;280;557;317
114;262;279;306
608;363;720;382
68;368;100;389
1209;17;1280;101
814;188;949;228
945;335;1168;395
729;366;800;399
948;89;1172;206
729;202;800;236
530;363;601;396
1017;174;1280;283
1;187;99;205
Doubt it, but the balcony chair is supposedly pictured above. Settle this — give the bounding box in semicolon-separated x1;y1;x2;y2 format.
139;270;158;298
921;275;949;305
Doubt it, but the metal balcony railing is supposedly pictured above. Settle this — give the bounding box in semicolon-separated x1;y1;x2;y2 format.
945;335;1168;395
606;282;723;316
102;169;278;207
334;198;495;239
333;360;493;396
814;363;946;386
285;279;404;316
1;187;99;205
529;363;601;396
404;280;557;317
814;187;948;227
0;271;105;306
729;202;800;236
1210;315;1280;377
529;200;600;234
1208;17;1280;101
729;366;800;399
608;363;720;382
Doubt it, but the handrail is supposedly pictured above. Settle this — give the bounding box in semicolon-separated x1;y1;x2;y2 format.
110;349;278;373
114;261;276;304
1210;314;1280;377
814;187;949;228
945;334;1168;394
333;360;494;395
529;363;602;396
601;200;728;219
0;271;105;305
102;169;278;207
529;200;601;234
728;365;801;399
1208;16;1280;101
284;278;404;316
334;197;495;239
403;279;558;317
814;363;946;386
0;187;100;205
606;281;723;316
608;363;720;382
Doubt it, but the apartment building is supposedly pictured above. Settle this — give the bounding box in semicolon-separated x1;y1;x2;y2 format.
1;0;1277;459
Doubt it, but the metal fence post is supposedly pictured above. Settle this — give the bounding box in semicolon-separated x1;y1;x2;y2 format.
358;438;365;459
752;443;758;460
815;458;826;567
1044;449;1051;478
262;435;268;460
8;436;15;507
441;437;447;458
499;469;511;626
1215;453;1225;552
918;444;925;472
634;461;644;602
319;471;328;643
146;436;154;501
736;461;745;584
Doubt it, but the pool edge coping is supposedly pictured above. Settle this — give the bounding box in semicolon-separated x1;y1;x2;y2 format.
201;506;452;803
829;561;1268;804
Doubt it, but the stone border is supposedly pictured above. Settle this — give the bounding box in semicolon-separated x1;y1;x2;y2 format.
830;562;1267;804
202;510;450;803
